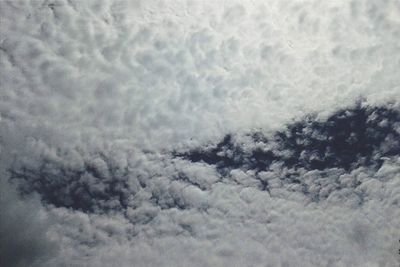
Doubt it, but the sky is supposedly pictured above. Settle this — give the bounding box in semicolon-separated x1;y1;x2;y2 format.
0;0;399;266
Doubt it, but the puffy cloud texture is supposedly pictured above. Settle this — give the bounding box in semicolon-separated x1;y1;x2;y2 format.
1;0;399;266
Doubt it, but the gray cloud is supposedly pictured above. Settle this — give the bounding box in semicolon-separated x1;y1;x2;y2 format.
1;0;400;266
0;178;58;267
4;105;399;266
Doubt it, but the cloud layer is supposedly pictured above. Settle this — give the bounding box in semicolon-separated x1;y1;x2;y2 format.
1;0;400;266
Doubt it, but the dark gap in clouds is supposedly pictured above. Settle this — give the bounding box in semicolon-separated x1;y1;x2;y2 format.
7;104;400;213
175;104;400;174
9;159;132;213
178;134;250;176
9;158;207;214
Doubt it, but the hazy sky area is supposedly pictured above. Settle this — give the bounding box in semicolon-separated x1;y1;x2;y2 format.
0;0;399;266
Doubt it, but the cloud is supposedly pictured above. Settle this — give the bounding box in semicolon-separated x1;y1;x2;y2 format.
178;104;400;172
1;0;400;266
4;103;399;266
1;0;400;150
0;177;58;267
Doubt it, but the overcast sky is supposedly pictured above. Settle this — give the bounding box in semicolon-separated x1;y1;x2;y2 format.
1;0;399;266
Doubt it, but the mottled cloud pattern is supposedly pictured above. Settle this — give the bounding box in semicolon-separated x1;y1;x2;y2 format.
0;0;399;266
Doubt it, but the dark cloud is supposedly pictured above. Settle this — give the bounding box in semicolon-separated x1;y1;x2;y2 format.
0;178;58;267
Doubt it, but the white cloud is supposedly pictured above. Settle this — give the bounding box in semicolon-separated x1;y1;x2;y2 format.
1;0;400;266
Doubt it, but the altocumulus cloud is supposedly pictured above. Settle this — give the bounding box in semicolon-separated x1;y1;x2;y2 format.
0;0;399;266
